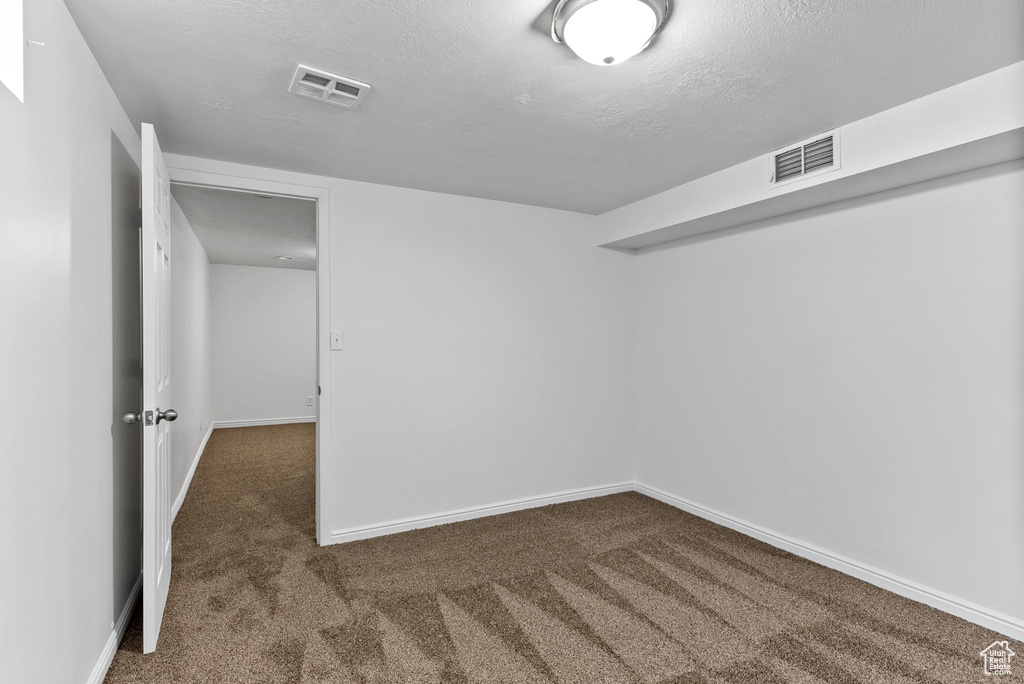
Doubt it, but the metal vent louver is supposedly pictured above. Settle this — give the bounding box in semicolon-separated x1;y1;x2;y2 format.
774;147;803;182
771;131;839;186
288;65;371;110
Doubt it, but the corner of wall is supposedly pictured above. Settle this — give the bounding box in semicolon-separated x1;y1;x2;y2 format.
627;243;639;485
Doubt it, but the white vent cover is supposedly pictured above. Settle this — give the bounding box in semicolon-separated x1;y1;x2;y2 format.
770;129;840;187
288;65;370;110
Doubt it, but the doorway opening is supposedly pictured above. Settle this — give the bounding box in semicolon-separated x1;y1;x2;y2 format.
166;171;331;546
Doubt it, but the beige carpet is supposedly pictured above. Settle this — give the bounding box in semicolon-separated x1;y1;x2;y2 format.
105;424;1016;682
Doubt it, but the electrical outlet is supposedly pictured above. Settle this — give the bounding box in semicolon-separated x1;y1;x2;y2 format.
306;396;314;407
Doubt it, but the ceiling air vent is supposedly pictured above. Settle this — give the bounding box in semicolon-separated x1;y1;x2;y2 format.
770;129;840;187
288;65;371;110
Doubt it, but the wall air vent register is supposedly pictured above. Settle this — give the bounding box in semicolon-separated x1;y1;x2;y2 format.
771;130;840;186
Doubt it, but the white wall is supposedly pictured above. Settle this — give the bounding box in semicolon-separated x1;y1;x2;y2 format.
633;161;1024;624
169;198;213;497
210;264;316;423
165;153;638;538
0;0;141;682
329;185;635;532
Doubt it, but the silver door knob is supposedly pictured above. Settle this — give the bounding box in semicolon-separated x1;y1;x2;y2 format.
122;412;142;424
156;408;178;424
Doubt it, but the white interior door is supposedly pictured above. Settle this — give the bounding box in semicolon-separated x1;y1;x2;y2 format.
140;122;176;654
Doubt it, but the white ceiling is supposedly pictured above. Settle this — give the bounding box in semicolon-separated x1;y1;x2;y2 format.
171;185;317;271
66;0;1023;214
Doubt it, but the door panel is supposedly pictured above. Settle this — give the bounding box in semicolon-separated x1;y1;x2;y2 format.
141;123;174;654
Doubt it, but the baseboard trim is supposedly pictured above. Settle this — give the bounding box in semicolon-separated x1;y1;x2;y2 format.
86;572;141;684
330;482;634;545
211;417;315;429
633;481;1024;641
172;425;214;522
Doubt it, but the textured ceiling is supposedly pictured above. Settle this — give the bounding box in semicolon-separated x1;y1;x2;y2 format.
171;185;317;271
67;0;1024;214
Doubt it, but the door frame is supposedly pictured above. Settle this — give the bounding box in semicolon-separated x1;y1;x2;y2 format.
166;164;332;545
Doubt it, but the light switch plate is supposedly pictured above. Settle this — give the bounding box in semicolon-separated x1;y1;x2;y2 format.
331;330;343;351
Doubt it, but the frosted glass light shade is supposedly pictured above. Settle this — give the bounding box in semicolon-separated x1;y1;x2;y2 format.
559;0;661;66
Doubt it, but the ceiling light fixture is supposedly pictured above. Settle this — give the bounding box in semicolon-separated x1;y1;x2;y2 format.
552;0;669;66
274;256;294;260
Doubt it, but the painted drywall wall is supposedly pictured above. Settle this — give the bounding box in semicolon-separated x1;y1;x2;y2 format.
633;161;1024;624
169;198;213;496
0;0;142;682
165;152;637;537
326;183;635;533
210;264;316;423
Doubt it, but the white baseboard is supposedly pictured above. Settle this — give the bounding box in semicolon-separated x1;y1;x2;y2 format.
330;482;634;545
211;417;315;429
172;424;214;522
86;573;141;684
633;481;1024;642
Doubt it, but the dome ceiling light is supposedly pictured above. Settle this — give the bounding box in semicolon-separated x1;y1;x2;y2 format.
551;0;670;66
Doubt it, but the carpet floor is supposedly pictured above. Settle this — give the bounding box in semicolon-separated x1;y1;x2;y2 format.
105;424;1014;683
